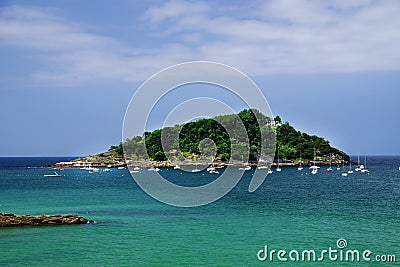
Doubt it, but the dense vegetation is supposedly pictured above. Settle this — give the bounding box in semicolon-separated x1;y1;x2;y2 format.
110;109;347;162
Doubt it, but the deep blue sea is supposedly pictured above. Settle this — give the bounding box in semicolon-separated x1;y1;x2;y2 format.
0;156;399;266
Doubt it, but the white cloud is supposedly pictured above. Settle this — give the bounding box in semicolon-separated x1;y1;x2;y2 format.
144;0;209;24
0;1;399;87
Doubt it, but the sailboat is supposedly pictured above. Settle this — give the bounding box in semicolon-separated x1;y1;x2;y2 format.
257;154;269;169
276;149;282;172
191;162;201;172
361;156;369;173
309;148;319;174
341;161;348;177
239;155;251;171
297;151;303;171
355;153;362;172
347;157;354;174
327;153;333;172
336;158;341;170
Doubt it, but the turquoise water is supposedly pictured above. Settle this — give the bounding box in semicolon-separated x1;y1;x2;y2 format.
0;157;399;266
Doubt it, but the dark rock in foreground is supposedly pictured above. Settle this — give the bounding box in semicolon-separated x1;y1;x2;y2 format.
0;213;93;227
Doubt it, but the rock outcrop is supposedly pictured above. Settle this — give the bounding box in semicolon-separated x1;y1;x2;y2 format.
0;213;93;227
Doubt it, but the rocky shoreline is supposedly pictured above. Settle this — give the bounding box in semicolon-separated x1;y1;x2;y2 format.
50;154;354;169
0;213;94;227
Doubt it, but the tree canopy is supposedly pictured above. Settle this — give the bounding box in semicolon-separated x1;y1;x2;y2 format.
110;109;347;162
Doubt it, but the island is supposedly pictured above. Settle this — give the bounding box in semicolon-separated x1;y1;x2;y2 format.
52;109;352;168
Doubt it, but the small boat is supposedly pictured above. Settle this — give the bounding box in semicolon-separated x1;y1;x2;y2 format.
257;153;269;170
133;167;140;171
347;159;354;174
117;167;125;170
276;149;282;172
148;167;160;172
238;155;251;171
191;162;200;172
361;156;369;173
309;148;319;174
257;166;268;169
130;170;139;173
103;168;111;172
327;153;333;172
267;169;273;174
207;163;216;172
44;172;61;177
239;166;251;171
173;165;180;170
355;153;362;171
341;161;348;177
207;164;219;173
310;166;319;175
297;151;303;171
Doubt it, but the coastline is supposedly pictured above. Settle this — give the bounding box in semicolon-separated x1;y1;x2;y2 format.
50;156;355;169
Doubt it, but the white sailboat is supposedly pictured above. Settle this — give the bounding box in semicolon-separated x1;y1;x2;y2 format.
257;166;268;169
336;157;341;170
276;149;282;172
257;153;269;169
361;156;369;173
191;162;200;172
341;161;348;177
327;153;333;172
297;151;303;171
355;153;362;172
239;155;251;171
309;148;319;174
347;157;354;174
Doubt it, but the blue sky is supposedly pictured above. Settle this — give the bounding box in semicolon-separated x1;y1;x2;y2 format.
0;0;399;156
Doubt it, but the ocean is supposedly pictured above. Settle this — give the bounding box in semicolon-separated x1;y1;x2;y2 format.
0;156;399;266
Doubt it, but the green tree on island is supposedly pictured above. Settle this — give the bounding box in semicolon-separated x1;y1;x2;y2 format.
111;109;347;163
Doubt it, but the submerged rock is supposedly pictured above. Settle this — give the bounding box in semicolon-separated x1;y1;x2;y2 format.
0;213;93;227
